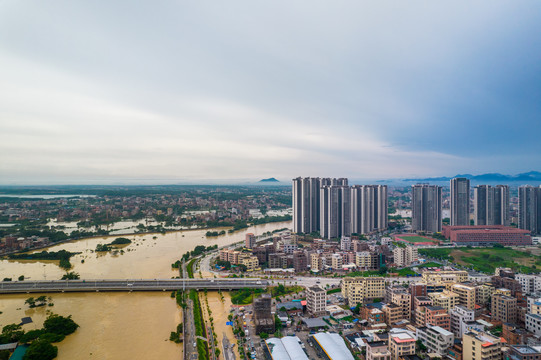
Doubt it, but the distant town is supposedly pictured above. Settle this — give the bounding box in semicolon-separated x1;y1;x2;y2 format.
0;185;291;255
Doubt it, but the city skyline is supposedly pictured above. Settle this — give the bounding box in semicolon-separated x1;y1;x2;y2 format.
1;2;541;184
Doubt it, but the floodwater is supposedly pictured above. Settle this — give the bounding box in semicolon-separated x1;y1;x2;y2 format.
0;292;181;360
0;221;291;359
200;291;241;360
46;218;188;235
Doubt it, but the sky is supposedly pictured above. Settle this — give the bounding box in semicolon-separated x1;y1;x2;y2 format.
1;1;540;184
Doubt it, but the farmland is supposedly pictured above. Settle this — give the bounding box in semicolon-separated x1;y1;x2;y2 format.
418;246;541;274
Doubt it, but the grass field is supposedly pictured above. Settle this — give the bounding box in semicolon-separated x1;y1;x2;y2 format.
391;268;417;276
395;235;439;244
417;261;443;268
419;246;541;274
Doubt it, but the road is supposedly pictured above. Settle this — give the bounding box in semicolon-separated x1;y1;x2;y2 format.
0;278;269;294
222;333;236;360
184;298;199;360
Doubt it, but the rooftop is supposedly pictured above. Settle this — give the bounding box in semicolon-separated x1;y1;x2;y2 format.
426;306;446;311
526;313;541;320
309;285;326;293
266;336;309;360
312;332;355;360
392;332;415;343
428;325;453;337
512;346;541;355
302;317;327;328
367;341;387;347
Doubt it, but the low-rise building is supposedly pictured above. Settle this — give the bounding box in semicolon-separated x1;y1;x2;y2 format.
516;275;541;295
389;331;416;360
505;345;541;360
385;286;412;320
241;255;259;271
502;323;532;345
362;305;385;327
292;251;307;272
476;284;495;306
416;325;454;356
410;283;428;299
450;305;475;338
462;330;503;360
425;306;451;331
422;270;469;284
253;294;275;334
393;246;418;267
429;290;459;311
331;253;343;270
366;341;392;360
448;342;463;360
525;313;541;337
452;283;477;310
413;296;433;325
491;294;517;324
356;251;380;270
307;285;327;317
527;294;541;314
341;277;385;306
416;305;450;329
310;253;323;272
383;304;403;326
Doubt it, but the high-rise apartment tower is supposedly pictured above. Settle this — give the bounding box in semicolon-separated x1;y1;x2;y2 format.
351;185;388;235
519;185;541;235
411;184;442;233
474;185;509;226
450;177;470;226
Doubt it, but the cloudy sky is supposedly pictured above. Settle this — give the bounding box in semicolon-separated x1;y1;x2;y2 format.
1;1;540;184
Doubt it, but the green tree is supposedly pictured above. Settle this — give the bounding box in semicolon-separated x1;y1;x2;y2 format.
0;324;24;344
18;275;25;281
59;259;71;270
25;297;36;308
61;272;80;280
0;350;10;360
416;339;427;352
19;329;46;344
23;339;58;360
43;314;79;336
36;296;47;306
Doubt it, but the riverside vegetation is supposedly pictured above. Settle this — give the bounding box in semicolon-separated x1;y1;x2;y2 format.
0;302;79;360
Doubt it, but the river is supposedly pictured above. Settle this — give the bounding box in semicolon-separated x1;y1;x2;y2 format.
0;221;291;359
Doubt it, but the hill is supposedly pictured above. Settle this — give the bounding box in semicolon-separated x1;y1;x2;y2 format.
402;171;541;183
259;178;279;183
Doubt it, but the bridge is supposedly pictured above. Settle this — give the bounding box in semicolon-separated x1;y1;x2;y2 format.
0;278;268;294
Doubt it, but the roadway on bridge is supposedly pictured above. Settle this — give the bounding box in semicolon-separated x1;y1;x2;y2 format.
0;278;268;294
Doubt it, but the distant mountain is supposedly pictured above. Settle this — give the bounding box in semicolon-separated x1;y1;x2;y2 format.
259;177;280;183
403;171;541;183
